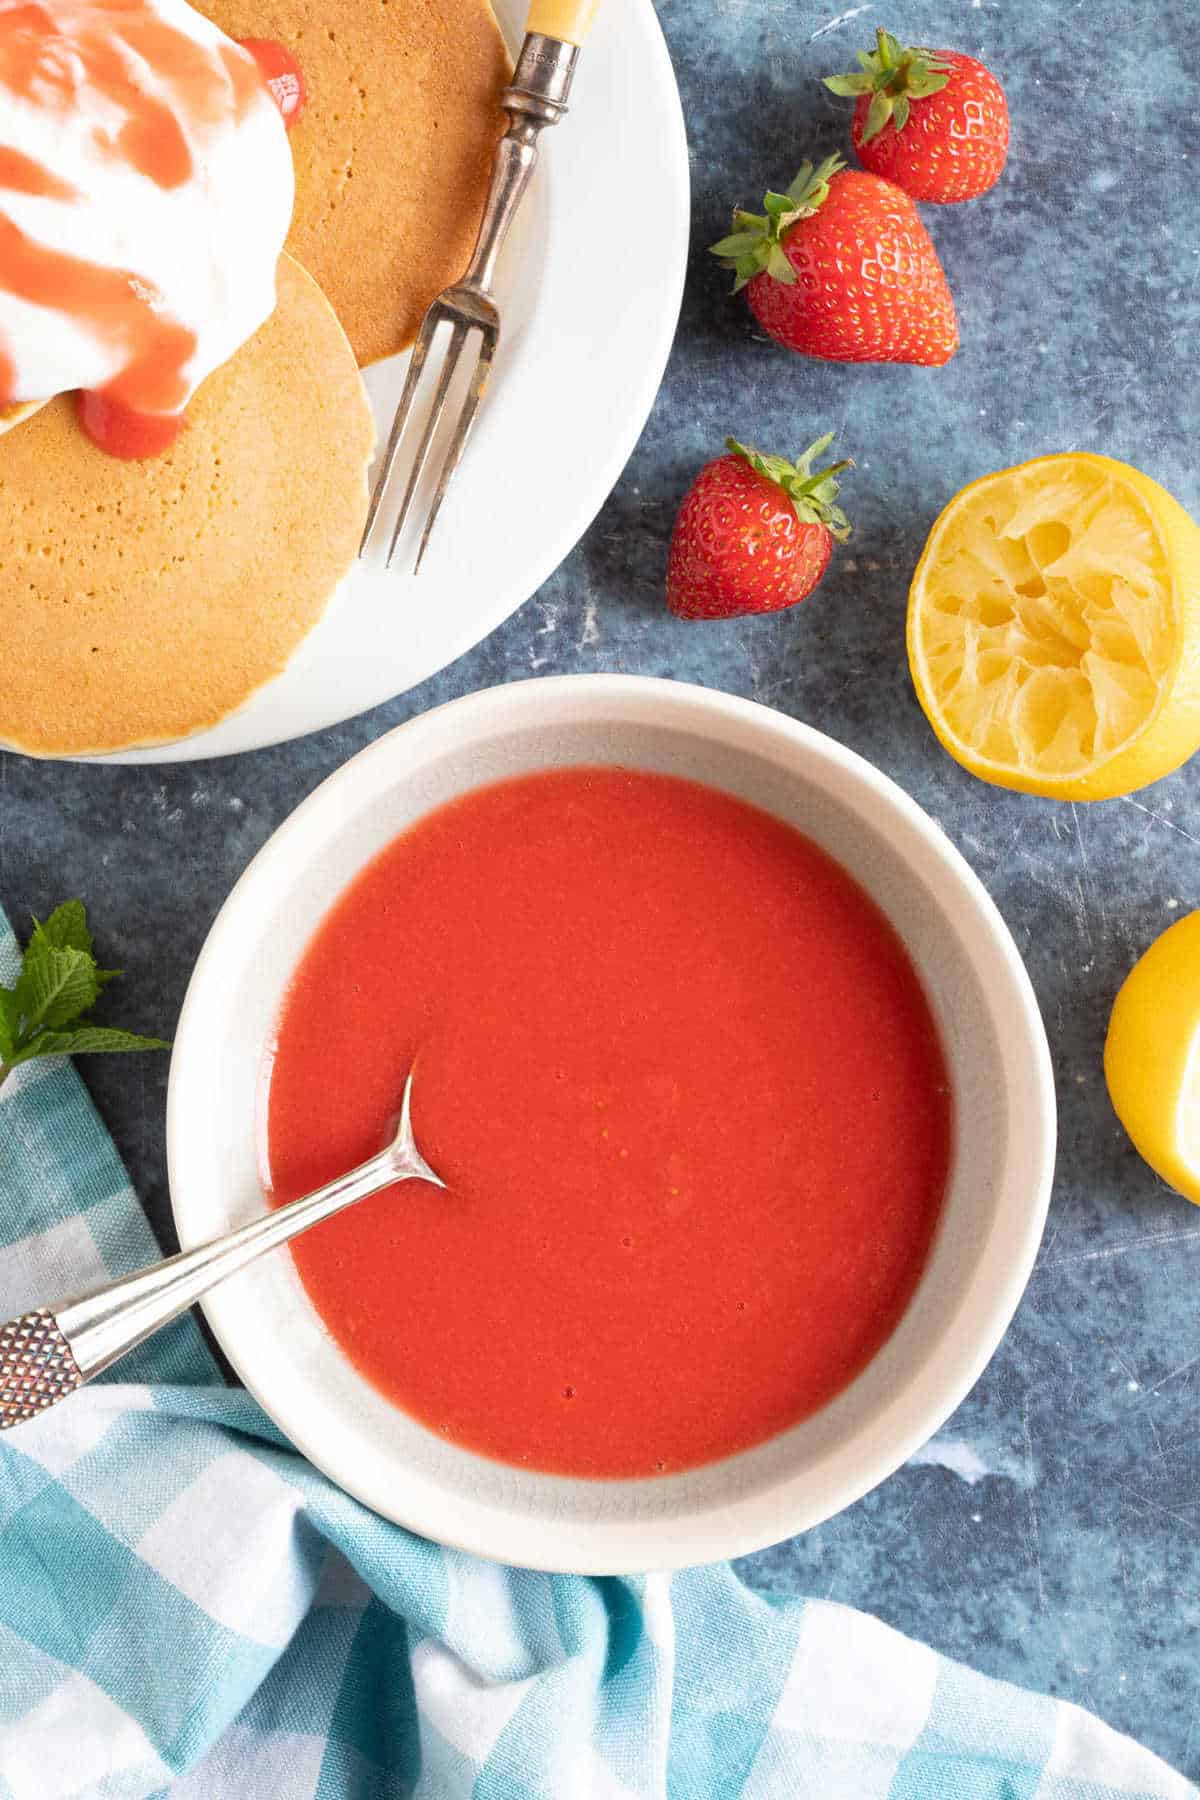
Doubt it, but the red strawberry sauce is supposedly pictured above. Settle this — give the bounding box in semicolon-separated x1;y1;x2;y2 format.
70;36;304;461
264;767;951;1478
237;39;307;129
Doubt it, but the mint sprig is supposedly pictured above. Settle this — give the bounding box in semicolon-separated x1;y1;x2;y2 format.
0;900;169;1091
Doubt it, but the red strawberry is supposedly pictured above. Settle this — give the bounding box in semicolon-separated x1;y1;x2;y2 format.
710;155;957;366
824;29;1009;203
666;436;851;621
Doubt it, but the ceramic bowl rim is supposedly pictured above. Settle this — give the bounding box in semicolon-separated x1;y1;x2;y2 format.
167;673;1057;1571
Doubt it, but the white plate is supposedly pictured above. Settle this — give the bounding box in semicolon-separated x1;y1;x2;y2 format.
168;675;1056;1573
110;0;688;764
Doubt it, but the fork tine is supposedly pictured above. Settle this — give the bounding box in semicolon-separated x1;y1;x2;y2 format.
385;320;473;569
412;331;497;574
359;308;440;555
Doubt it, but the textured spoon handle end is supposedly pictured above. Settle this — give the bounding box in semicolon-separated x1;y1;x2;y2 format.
0;1308;83;1429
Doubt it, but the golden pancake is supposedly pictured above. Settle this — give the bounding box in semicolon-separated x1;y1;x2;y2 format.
199;0;511;367
0;401;46;436
0;252;374;757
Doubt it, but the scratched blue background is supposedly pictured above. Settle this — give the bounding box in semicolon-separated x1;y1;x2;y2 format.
3;0;1200;1778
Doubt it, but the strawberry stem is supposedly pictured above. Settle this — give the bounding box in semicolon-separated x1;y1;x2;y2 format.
822;30;951;141
727;435;853;541
710;155;845;292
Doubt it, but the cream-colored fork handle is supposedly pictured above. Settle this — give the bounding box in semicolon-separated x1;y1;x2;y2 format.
525;0;600;46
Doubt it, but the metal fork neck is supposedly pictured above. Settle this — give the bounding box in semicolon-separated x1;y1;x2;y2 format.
505;33;580;124
359;32;584;566
462;35;578;292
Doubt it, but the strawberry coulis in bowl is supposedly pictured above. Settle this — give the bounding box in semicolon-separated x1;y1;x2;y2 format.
264;765;952;1480
167;675;1055;1570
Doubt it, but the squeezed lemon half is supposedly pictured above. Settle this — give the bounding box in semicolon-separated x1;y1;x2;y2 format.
1106;911;1200;1205
908;453;1200;799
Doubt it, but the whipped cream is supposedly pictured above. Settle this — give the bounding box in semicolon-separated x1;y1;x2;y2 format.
0;0;294;414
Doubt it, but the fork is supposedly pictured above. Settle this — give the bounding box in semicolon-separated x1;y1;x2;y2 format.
359;0;601;572
0;1072;444;1430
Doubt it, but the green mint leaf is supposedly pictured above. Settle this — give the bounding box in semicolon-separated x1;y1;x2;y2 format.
0;988;17;1062
30;900;93;957
8;1025;171;1068
0;900;170;1093
13;943;100;1034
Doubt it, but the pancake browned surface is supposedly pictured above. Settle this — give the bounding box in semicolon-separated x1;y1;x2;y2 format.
0;253;374;757
0;401;45;436
200;0;510;367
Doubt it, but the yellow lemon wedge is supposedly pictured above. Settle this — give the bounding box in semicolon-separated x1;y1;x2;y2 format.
907;453;1200;799
1105;910;1200;1204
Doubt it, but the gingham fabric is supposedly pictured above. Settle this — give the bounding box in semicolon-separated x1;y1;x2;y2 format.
0;915;1193;1800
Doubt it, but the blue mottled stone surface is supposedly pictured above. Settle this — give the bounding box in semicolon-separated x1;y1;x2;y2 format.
3;0;1199;1776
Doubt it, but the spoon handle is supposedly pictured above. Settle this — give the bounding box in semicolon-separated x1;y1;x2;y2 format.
0;1309;83;1428
0;1143;401;1430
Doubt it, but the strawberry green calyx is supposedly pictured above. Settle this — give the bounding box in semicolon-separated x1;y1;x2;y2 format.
728;434;852;541
710;155;845;292
823;28;951;141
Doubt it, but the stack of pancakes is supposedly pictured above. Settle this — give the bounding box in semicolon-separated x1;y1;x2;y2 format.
0;0;509;755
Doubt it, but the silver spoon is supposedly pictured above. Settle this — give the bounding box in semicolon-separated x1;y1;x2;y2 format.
0;1070;444;1431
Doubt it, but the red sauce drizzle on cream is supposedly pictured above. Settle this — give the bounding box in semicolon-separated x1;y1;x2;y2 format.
75;387;184;457
236;38;306;128
0;5;300;455
0;145;78;200
0;214;196;413
0;3;241;188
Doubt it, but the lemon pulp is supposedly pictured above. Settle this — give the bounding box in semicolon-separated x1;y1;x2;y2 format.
909;453;1200;799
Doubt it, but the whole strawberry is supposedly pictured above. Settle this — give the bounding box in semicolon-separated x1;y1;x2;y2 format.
710;154;957;366
824;28;1009;203
667;435;851;621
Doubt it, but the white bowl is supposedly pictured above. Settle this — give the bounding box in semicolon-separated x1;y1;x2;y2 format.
168;675;1056;1573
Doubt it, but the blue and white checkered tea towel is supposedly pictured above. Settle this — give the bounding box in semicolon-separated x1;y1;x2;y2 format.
0;908;1193;1800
